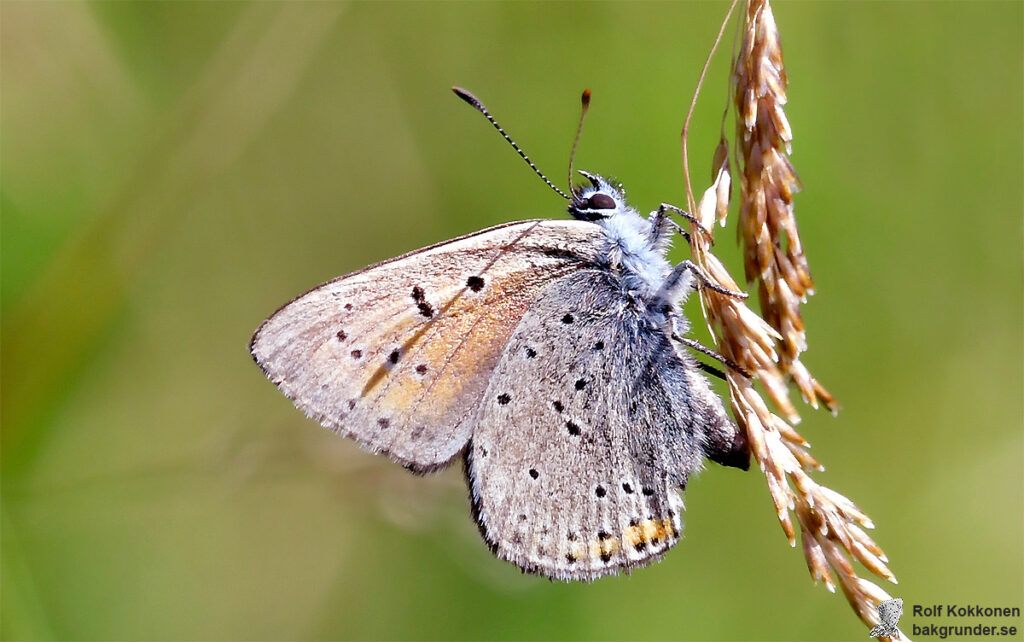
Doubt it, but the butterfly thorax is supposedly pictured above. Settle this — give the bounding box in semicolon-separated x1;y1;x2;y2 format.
569;172;672;303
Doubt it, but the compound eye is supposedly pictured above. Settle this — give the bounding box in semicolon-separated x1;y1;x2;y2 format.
586;193;616;210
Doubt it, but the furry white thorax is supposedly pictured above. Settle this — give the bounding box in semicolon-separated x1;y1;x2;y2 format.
571;173;675;303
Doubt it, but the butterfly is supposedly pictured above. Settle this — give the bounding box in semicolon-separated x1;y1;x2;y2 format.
869;598;903;639
249;87;750;581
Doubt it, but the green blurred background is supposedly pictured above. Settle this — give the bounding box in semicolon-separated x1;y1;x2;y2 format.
2;2;1021;640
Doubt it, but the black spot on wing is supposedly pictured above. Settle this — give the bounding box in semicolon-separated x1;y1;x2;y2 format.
466;276;485;292
411;286;433;316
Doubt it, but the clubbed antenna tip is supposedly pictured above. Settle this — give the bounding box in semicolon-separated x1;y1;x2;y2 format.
452;86;484;111
567;89;592;195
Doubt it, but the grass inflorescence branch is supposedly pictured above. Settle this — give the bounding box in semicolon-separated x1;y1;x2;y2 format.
682;1;906;639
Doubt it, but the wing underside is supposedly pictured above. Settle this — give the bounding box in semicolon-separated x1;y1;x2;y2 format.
468;269;742;580
250;219;604;472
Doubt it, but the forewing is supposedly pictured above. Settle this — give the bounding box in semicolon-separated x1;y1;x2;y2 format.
469;269;739;580
251;220;603;472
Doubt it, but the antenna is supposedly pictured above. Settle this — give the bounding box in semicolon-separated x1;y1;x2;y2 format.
452;87;570;201
567;89;591;195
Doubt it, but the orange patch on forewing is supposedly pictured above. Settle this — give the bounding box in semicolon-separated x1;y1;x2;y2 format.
358;310;423;397
366;270;544;420
413;278;534;415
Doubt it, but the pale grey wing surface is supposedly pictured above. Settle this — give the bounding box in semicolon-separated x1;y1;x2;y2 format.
250;220;604;472
468;269;745;580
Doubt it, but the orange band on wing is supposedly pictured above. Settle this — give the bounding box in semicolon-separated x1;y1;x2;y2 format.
363;270;545;421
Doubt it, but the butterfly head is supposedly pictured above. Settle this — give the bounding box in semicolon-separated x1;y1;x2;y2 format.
569;171;629;222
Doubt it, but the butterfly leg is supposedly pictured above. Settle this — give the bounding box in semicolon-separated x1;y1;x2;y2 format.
649;203;714;246
647;206;689;248
658;260;747;306
672;334;752;379
668;315;752;378
694;360;727;381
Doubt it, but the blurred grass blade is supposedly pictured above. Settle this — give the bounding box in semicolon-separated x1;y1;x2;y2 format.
1;2;347;471
1;503;55;639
